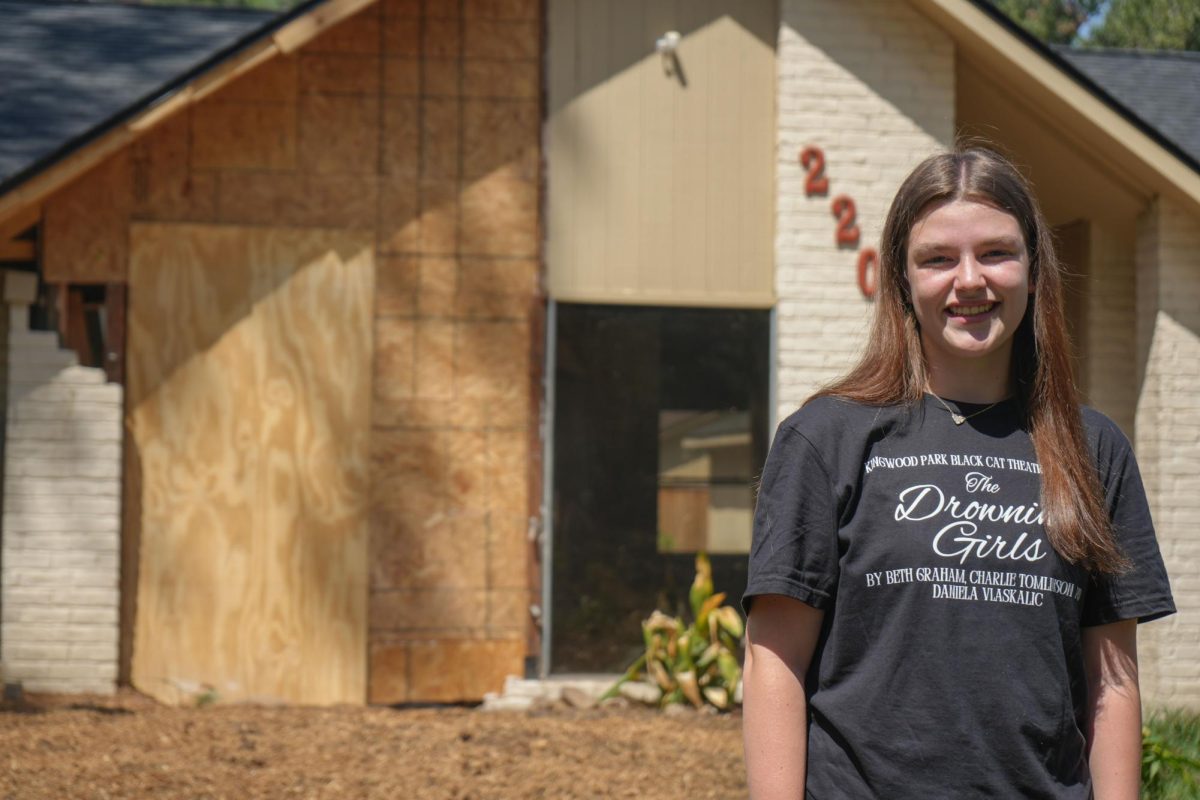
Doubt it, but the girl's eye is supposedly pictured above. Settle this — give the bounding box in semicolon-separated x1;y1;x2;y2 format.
984;250;1015;259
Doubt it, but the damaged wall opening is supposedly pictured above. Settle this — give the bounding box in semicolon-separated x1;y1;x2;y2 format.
550;303;769;674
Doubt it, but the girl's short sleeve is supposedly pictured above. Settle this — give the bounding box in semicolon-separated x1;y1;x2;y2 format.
1081;437;1176;627
742;423;841;615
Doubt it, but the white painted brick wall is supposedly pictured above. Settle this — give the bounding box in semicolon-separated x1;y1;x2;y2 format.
1134;196;1200;710
775;0;955;418
0;305;122;695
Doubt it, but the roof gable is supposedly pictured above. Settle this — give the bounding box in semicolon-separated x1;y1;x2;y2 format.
911;0;1200;214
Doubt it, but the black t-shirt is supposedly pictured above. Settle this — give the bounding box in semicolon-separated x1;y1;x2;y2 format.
743;394;1176;800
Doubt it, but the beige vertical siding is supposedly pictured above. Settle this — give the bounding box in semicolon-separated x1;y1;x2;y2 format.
546;1;777;307
1084;223;1137;435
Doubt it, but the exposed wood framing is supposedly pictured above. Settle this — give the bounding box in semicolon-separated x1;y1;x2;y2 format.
0;240;34;261
0;0;374;229
105;282;127;384
0;203;39;242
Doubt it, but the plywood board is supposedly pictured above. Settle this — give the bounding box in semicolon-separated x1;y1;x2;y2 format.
128;223;373;705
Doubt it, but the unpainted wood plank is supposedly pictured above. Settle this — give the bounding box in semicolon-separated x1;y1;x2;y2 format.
0;240;34;261
128;223;373;705
105;283;127;384
0;204;40;243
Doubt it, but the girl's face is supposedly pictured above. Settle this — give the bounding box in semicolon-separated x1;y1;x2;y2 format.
904;198;1032;383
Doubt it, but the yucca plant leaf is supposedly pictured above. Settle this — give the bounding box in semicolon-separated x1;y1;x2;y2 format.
697;642;721;670
677;670;703;708
689;552;714;620
600;653;648;700
717;650;741;689
649;658;674;692
716;605;745;639
676;633;696;671
703;686;730;710
645;610;677;633
695;591;727;634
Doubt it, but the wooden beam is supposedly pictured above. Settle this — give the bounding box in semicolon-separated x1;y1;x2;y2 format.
0;240;35;261
0;203;40;242
272;0;377;54
105;282;127;385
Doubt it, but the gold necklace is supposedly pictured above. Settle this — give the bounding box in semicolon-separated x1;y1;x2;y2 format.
928;391;1002;426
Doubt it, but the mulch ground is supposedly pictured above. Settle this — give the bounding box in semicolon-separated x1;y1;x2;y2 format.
0;690;747;799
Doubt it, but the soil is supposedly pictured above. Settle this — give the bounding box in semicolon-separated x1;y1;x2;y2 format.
0;690;747;799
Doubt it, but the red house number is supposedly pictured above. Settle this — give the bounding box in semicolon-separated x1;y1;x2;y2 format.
799;145;877;299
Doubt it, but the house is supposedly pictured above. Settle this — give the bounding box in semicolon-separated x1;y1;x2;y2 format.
0;0;1195;709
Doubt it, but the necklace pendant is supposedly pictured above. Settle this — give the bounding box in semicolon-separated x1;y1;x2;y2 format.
951;413;966;425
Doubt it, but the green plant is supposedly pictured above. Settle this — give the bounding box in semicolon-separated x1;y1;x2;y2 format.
1143;710;1200;798
603;552;744;711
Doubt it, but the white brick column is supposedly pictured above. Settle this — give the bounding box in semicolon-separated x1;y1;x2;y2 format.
775;0;956;417
0;275;122;695
1134;197;1200;711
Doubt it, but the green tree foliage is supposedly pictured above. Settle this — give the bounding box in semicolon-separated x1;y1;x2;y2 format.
1086;0;1200;50
989;0;1200;50
989;0;1105;44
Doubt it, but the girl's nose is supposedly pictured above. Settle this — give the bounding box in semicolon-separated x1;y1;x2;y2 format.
954;256;986;291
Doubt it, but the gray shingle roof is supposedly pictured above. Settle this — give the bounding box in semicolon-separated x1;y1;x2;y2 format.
1054;45;1200;168
2;1;1199;199
0;0;277;192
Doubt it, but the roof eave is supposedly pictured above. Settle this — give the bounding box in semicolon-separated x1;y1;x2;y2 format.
908;0;1200;216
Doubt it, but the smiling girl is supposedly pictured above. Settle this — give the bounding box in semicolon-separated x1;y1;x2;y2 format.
741;147;1175;799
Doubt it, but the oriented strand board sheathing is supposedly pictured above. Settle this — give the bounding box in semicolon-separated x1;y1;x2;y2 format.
130;112;218;223
297;94;380;175
43;152;132;283
191;99;298;171
127;223;373;705
216;172;379;229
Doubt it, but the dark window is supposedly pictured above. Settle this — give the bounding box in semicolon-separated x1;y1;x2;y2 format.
551;303;769;673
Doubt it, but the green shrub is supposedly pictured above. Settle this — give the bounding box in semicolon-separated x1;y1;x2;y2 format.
603;552;744;711
1143;709;1200;799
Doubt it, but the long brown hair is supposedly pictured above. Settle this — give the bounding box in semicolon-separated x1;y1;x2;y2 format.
814;146;1128;574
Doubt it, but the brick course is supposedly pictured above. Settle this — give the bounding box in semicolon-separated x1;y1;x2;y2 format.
0;309;122;694
1135;197;1200;710
775;0;955;416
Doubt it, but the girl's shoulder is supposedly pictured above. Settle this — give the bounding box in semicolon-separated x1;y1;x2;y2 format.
777;395;915;453
1079;405;1130;443
1079;405;1138;478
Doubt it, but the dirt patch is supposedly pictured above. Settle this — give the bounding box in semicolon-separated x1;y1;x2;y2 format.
0;690;746;799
